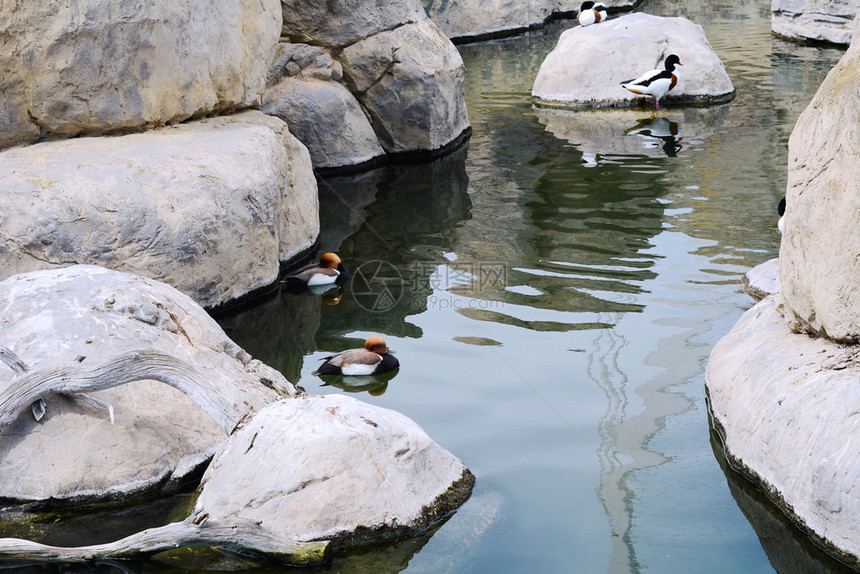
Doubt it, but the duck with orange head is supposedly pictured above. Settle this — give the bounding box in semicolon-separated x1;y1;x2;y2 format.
282;252;350;290
312;335;400;377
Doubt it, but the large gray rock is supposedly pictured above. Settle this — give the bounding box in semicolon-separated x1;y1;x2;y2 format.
0;265;294;506
0;111;319;310
778;28;860;342
532;13;735;109
0;0;281;151
423;0;637;40
772;0;858;44
339;20;471;154
195;393;474;549
262;43;385;170
278;0;470;160
706;296;860;568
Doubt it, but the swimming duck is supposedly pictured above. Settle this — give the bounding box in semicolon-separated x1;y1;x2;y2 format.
282;252;350;289
578;1;608;26
777;196;786;233
312;335;400;376
621;54;683;109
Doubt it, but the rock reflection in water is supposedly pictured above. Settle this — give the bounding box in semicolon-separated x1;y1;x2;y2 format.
534;105;729;160
219;145;472;384
217;289;322;383
313;144;473;350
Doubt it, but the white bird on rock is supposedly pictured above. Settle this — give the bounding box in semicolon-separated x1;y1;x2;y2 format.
620;54;683;109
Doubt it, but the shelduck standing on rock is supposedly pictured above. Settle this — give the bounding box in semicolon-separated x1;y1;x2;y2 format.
313;335;400;376
281;252;350;290
621;54;683;109
578;1;608;26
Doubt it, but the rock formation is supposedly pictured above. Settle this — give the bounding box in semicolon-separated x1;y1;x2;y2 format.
778;23;860;342
0;111;318;310
532;13;736;109
263;0;471;171
0;0;281;151
707;25;860;567
0;267;473;564
707;297;860;569
772;0;858;45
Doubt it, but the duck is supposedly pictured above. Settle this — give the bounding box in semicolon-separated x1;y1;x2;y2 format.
578;1;608;26
620;54;683;109
312;335;400;376
281;252;350;290
777;196;786;233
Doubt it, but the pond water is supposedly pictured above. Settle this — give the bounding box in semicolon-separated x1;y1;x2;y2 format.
2;1;851;573
216;2;855;573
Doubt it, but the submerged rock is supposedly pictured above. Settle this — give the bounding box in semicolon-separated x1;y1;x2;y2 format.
706;296;860;569
0;265;293;506
778;25;860;342
532;13;735;109
772;0;857;45
195;393;474;550
0;111;318;310
0;0;281;151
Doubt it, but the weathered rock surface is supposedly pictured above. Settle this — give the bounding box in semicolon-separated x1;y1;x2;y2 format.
276;0;470;163
772;0;858;45
339;20;471;154
0;0;281;151
778;28;860;342
422;0;638;40
743;258;781;300
532;13;735;109
0;111;318;310
0;265;294;506
262;43;385;170
195;393;474;549
706;296;860;568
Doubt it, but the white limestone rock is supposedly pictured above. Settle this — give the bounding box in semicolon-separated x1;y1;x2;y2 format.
0;265;294;505
423;0;637;41
0;0;281;150
772;0;858;45
778;28;860;342
532;13;735;109
0;111;319;310
339;20;471;154
744;258;782;300
195;393;474;549
706;296;860;567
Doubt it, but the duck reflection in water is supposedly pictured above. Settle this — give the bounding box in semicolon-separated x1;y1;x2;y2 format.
624;117;683;157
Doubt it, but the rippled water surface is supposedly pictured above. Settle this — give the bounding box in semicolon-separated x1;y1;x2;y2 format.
213;2;854;573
